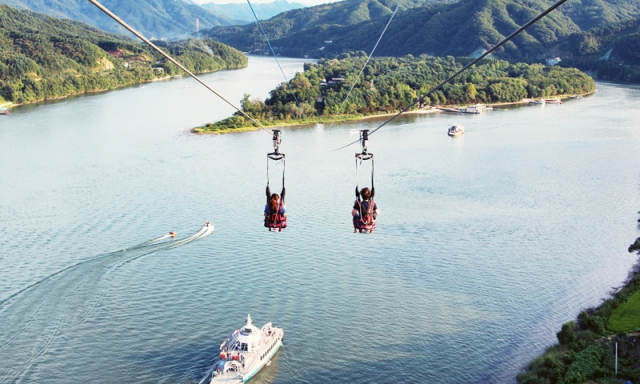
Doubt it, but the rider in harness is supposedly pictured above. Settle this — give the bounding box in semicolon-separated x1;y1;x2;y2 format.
264;186;286;231
352;130;379;233
264;129;287;232
353;187;379;233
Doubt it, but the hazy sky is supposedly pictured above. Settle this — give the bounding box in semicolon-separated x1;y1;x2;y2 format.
193;0;340;6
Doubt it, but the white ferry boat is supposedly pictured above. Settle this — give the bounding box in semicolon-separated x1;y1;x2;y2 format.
211;315;284;383
529;98;546;105
448;125;464;137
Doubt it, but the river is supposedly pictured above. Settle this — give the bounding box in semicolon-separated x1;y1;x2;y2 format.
1;55;640;383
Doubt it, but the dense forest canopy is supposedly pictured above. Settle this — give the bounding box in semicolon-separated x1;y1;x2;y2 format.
199;53;595;132
0;5;247;104
558;17;640;83
204;0;454;53
204;0;640;61
0;0;243;39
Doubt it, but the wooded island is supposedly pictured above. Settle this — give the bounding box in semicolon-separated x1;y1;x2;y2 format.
195;53;595;133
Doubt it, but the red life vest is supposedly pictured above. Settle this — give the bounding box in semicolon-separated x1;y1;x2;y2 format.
265;201;287;229
353;199;376;232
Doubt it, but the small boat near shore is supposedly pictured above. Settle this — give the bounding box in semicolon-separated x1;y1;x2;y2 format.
545;98;563;104
211;315;284;383
437;104;492;114
0;108;9;115
448;125;464;137
529;99;546;105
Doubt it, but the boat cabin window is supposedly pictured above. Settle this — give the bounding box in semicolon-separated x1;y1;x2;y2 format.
243;328;252;333
240;343;248;351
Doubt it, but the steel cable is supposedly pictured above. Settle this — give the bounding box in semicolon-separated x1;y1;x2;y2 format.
327;0;404;130
87;0;274;136
334;0;570;151
246;0;315;132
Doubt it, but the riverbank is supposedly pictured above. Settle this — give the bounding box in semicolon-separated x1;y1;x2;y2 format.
192;108;440;134
192;90;596;134
3;66;247;109
517;238;640;383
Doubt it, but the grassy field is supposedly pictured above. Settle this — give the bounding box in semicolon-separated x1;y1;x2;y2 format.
607;290;640;332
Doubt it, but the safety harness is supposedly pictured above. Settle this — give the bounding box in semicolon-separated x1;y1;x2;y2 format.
265;130;286;230
354;130;376;233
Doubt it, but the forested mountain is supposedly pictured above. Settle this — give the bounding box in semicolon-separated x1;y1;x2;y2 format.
557;17;640;82
561;18;640;65
560;0;640;30
199;0;306;24
0;0;243;39
205;0;640;61
0;5;247;104
204;0;453;51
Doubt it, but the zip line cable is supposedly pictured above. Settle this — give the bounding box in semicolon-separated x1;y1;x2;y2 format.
246;0;316;133
334;0;570;151
328;0;404;130
246;0;302;108
87;0;273;136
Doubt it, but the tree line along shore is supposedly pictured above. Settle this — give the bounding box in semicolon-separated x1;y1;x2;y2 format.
0;5;247;107
518;238;640;384
193;53;596;133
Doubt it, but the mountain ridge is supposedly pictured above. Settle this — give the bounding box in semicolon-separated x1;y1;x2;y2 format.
0;0;244;38
205;0;640;61
199;0;306;24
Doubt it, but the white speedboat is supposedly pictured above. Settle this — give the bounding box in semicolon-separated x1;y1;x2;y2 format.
447;125;464;137
211;315;284;383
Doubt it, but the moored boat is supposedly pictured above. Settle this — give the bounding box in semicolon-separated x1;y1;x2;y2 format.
545;98;563;104
447;125;464;137
0;108;9;115
529;98;546;105
461;105;482;114
211;315;284;384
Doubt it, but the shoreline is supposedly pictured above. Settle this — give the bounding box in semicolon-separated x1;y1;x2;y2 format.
518;235;640;383
2;65;246;109
192;90;596;135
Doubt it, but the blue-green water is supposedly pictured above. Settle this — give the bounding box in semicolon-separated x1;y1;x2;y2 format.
1;56;640;383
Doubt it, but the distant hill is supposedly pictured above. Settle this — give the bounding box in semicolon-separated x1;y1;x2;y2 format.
0;5;247;104
204;0;453;52
560;18;640;65
556;17;640;83
0;0;243;39
559;0;640;31
205;0;640;61
199;0;306;24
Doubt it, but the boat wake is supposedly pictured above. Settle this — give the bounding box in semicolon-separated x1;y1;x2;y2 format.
0;223;214;383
